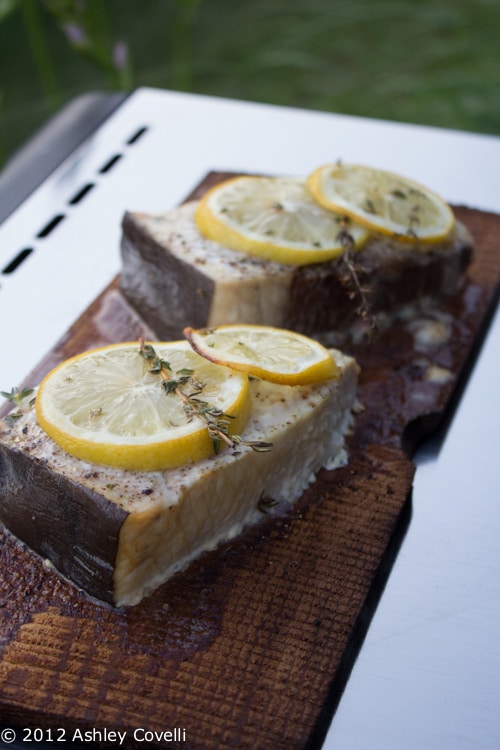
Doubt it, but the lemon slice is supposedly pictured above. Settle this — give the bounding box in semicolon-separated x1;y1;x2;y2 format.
307;163;455;243
184;324;339;385
195;175;369;265
36;341;251;471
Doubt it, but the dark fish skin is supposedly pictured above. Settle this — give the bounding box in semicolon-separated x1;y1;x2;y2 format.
0;441;127;605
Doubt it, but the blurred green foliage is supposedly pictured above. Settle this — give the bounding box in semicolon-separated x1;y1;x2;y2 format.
1;0;499;166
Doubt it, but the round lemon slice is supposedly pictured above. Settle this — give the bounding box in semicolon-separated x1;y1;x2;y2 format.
195;175;369;265
36;341;251;471
184;324;339;385
307;163;455;243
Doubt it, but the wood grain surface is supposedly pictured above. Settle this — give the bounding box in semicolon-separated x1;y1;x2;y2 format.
0;173;499;749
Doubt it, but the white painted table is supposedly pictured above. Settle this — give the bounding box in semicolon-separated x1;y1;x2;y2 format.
1;88;499;749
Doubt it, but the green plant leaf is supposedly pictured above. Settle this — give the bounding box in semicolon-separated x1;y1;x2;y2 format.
0;0;21;23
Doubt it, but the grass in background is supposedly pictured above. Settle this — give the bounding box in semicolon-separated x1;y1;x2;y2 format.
1;0;499;166
189;0;500;133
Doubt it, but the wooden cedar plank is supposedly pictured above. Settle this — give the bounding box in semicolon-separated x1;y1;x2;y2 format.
0;175;499;749
0;443;412;750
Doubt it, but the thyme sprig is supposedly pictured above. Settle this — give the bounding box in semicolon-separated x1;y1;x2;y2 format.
1;386;35;405
336;217;378;335
138;339;272;455
1;387;35;425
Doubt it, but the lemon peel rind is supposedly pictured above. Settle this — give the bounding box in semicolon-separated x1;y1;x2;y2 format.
307;164;455;245
184;325;340;386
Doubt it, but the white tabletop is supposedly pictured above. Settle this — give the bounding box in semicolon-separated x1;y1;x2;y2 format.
1;88;499;748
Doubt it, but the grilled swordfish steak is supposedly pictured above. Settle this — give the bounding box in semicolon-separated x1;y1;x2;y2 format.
0;350;359;607
120;201;473;343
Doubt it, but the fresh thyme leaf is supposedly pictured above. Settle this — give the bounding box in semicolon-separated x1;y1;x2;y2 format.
1;386;34;405
138;343;155;360
138;342;171;374
162;380;179;395
4;411;24;425
247;440;274;452
258;493;279;513
1;387;35;427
